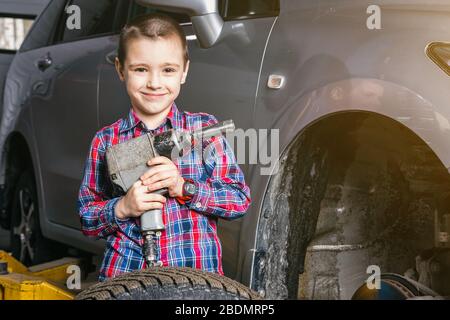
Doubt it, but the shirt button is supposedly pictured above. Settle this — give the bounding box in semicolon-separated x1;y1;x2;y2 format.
194;202;202;209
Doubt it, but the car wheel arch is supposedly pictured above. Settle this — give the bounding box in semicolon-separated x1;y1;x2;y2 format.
251;111;450;299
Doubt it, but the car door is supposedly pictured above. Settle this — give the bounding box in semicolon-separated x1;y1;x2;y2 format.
182;0;279;279
30;0;124;229
98;0;279;278
0;1;44;121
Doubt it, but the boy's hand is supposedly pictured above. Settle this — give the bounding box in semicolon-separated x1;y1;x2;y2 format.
140;156;185;198
115;180;167;219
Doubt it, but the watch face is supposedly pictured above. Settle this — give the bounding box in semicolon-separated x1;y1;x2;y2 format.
184;182;197;196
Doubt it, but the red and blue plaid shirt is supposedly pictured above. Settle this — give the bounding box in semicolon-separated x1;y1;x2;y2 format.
77;103;251;281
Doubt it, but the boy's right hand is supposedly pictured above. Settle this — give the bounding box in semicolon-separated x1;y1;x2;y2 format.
115;180;167;219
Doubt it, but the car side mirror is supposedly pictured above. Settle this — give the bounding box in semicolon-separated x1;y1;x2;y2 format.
135;0;224;48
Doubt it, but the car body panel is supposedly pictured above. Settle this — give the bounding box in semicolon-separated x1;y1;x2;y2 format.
0;0;49;141
0;53;14;115
254;0;450;168
237;0;450;285
30;37;106;229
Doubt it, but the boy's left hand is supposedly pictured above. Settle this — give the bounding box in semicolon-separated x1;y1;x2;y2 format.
140;156;185;198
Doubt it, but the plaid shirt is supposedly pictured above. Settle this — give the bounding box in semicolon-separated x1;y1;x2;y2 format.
77;103;251;281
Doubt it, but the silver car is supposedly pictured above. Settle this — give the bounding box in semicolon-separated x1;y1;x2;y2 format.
1;0;450;299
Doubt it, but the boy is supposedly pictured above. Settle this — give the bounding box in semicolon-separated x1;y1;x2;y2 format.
77;13;251;281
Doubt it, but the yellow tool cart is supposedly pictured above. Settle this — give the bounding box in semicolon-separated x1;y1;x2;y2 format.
0;250;81;300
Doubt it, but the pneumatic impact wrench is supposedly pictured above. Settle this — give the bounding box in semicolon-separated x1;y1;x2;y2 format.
105;120;235;267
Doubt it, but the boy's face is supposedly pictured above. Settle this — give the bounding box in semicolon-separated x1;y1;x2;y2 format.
115;35;189;125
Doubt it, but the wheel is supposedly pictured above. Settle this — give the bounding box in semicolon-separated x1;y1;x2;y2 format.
75;267;263;300
9;170;65;266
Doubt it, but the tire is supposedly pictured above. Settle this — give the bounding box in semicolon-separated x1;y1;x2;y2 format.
9;170;66;266
76;267;263;300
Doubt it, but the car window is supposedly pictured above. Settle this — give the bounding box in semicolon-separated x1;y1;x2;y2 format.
219;0;280;20
56;0;118;43
128;2;190;24
20;0;66;52
0;16;35;53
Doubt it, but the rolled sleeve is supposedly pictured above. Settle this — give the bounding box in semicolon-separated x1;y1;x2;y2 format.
77;133;127;239
186;116;251;220
103;197;130;229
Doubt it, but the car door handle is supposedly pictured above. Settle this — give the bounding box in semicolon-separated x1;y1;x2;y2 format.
106;50;117;65
36;54;52;72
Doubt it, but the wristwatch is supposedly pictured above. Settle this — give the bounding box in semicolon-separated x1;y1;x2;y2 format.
182;180;198;198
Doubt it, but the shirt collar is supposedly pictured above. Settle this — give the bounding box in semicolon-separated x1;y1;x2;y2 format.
120;103;183;133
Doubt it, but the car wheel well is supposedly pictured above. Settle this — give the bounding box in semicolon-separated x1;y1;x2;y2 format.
254;111;450;299
1;132;35;230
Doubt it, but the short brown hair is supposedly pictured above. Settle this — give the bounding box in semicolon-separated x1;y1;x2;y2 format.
117;13;189;68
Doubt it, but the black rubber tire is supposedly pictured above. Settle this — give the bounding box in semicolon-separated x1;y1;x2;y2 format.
10;170;66;266
75;267;263;300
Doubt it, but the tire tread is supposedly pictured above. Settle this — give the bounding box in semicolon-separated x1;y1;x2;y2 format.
76;267;261;300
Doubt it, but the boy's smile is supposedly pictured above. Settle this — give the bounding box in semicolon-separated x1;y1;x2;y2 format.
115;36;189;129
